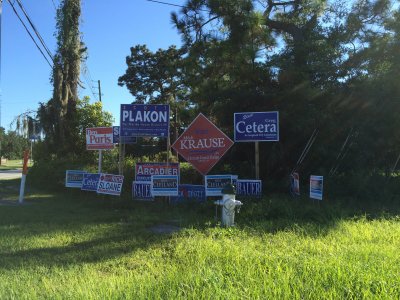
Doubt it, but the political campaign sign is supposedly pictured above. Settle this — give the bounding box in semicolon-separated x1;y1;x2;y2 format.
170;184;206;204
132;181;153;201
81;173;101;192
151;175;179;196
205;175;235;196
172;113;234;175
97;174;124;196
65;170;86;188
112;126;137;144
290;172;300;196
135;162;180;182
120;104;169;137
236;180;262;197
86;127;114;150
310;175;323;200
234;112;279;142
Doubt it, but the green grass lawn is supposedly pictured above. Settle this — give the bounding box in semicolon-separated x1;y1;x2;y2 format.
0;179;399;299
0;159;24;170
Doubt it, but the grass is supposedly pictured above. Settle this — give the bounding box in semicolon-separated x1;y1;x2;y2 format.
0;159;25;170
0;178;400;299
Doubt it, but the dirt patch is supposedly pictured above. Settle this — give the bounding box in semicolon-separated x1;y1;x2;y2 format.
148;224;181;234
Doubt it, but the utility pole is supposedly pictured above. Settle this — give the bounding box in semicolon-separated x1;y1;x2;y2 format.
98;80;102;102
97;80;102;172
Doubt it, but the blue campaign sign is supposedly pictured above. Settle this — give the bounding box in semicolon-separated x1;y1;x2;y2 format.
120;104;169;137
170;184;206;204
65;170;86;188
236;180;262;197
151;175;179;196
81;173;100;192
112;126;137;144
205;175;235;196
234;111;279;142
310;175;323;200
132;181;153;201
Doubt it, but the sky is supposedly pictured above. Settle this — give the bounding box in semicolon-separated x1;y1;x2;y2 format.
1;0;184;130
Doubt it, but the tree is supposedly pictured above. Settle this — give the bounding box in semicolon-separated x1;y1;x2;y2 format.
118;44;195;144
35;96;113;161
38;0;85;155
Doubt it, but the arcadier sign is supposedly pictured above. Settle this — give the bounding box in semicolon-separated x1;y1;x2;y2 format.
234;112;279;142
172;113;234;175
120;104;169;137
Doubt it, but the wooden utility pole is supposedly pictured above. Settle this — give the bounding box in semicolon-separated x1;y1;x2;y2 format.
98;80;102;102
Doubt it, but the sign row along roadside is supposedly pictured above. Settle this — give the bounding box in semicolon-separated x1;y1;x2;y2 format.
66;170;124;196
66;167;263;201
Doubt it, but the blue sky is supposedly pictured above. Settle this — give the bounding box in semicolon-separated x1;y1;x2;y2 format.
1;0;183;130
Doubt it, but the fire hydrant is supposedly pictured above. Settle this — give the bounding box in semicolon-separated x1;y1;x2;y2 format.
214;184;243;227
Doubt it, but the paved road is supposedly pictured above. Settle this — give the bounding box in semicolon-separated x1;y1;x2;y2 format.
0;169;22;180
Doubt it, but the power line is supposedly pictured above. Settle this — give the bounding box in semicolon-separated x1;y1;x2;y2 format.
6;0;53;68
145;0;210;12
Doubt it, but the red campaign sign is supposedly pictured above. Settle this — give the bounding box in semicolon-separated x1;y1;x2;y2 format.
172;113;234;175
86;127;114;150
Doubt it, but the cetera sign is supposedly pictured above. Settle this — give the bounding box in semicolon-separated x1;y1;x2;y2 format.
86;127;114;150
120;104;169;137
172;113;234;175
234;112;279;142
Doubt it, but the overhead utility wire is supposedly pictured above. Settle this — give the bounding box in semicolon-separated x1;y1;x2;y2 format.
6;0;53;68
15;0;54;62
145;0;210;12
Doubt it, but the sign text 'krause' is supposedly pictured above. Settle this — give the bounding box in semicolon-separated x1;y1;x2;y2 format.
172;113;233;175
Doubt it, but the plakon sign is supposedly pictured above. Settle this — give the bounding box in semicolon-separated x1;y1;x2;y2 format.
172;113;234;175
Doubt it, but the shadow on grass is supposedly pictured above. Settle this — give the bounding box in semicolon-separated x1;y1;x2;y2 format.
1;178;400;271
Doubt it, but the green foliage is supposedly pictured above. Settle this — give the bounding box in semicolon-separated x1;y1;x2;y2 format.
34;97;113;163
0;130;29;160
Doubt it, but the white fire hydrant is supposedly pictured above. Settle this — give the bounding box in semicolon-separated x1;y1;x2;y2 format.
214;184;243;227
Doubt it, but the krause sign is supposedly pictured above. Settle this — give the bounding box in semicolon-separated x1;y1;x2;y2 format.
65;170;86;188
151;175;179;196
234;112;279;142
112;126;137;144
135;162;180;182
205;175;235;196
86;127;114;150
172;113;234;175
120;104;169;137
97;174;124;196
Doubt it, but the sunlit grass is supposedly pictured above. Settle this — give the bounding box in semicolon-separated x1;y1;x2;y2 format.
0;159;31;170
0;181;399;299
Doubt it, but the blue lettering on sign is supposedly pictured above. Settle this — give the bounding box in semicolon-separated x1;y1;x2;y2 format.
170;184;206;204
234;112;279;142
236;180;262;197
120;104;170;137
81;173;100;192
132;181;153;201
66;170;86;188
